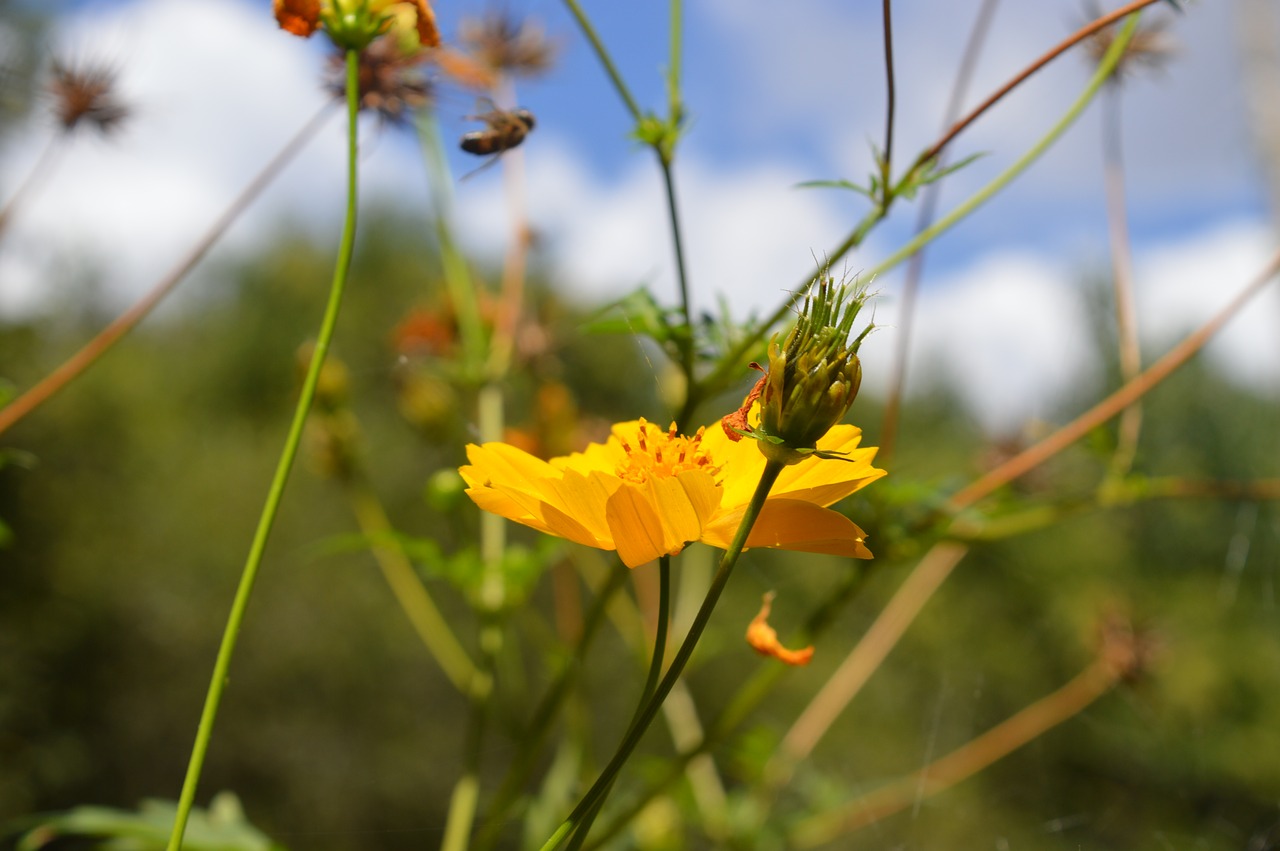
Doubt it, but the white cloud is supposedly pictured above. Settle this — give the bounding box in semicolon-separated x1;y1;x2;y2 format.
0;0;1273;438
1134;220;1280;389
869;251;1100;434
455;139;864;316
0;0;351;314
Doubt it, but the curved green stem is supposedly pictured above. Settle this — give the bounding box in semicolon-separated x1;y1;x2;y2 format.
538;461;785;851
689;12;1140;419
861;13;1140;283
564;557;671;850
582;563;873;851
659;159;696;417
415;111;487;375
345;476;478;691
472;559;631;850
560;0;643;121
164;50;362;851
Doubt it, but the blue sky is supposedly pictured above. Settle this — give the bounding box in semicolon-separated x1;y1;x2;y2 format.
1;0;1276;431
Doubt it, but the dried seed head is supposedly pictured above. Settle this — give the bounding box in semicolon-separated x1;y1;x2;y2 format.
326;34;433;123
459;11;557;79
48;59;129;135
1084;14;1177;82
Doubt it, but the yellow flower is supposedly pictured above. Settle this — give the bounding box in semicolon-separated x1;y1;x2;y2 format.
460;410;885;569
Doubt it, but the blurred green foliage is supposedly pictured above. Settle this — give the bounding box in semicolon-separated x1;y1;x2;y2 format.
2;209;1279;850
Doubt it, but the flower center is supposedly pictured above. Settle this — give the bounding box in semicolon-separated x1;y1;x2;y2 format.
615;420;718;484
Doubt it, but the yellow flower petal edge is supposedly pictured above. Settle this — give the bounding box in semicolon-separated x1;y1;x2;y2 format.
459;411;885;568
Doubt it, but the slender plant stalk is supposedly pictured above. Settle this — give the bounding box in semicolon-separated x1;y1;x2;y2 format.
537;461;786;851
560;0;643;121
0;102;336;438
879;0;999;464
163;54;360;851
344;475;478;691
878;0;897;206
947;246;1280;512
692;5;1151;414
912;0;1165;172
473;560;632;850
444;71;541;849
485;77;533;380
582;564;874;851
415;111;487;372
564;558;671;850
763;542;969;794
791;658;1119;846
668;0;683;121
0;135;65;238
659;158;697;411
1100;85;1144;484
862;13;1141;284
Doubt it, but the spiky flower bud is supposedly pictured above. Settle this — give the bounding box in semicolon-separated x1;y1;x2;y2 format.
752;275;872;465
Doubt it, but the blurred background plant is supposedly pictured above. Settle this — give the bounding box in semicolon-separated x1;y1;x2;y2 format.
2;0;1279;849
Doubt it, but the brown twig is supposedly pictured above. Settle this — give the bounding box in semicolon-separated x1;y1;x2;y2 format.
1101;86;1144;481
879;0;1000;463
946;246;1280;512
0;101;337;438
878;0;897;205
762;542;970;793
911;0;1165;173
791;657;1118;845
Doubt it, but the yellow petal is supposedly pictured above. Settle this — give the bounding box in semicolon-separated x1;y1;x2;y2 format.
541;469;618;543
700;422;767;508
642;469;722;554
466;480;604;550
703;498;873;559
772;451;887;506
605;485;669;568
464;485;546;531
463;442;559;488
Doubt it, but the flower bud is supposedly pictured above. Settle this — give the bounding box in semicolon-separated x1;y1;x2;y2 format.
754;275;872;465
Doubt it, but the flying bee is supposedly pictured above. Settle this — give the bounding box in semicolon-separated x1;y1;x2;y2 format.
460;105;536;156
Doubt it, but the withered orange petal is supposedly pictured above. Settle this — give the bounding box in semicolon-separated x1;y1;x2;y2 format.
746;594;814;666
273;0;321;37
413;0;441;48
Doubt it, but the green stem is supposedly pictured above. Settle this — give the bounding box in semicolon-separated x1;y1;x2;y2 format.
564;558;671;851
560;0;643;121
346;476;479;691
537;461;786;851
667;0;682;120
582;563;873;851
689;12;1140;419
415;111;487;374
659;159;696;417
472;560;631;851
684;212;883;426
861;13;1140;283
163;50;362;851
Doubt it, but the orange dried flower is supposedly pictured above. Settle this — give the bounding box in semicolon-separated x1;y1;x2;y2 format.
274;0;321;37
48;59;130;135
746;592;814;666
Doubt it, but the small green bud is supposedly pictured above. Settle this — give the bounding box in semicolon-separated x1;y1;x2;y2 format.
754;275;872;462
